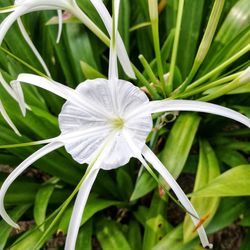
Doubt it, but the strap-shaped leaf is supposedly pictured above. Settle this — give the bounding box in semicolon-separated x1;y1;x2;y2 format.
183;140;220;243
191;165;250;197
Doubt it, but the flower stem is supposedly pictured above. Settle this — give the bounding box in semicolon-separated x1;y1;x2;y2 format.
139;54;160;88
184;44;250;90
176;73;240;99
148;0;166;96
166;0;184;95
132;64;161;99
174;0;225;93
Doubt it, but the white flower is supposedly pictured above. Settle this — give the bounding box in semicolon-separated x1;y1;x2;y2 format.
0;1;249;250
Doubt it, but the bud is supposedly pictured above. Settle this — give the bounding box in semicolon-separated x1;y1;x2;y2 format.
239;66;250;84
148;0;158;21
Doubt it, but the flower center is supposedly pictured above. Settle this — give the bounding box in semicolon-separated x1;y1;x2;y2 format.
112;117;124;130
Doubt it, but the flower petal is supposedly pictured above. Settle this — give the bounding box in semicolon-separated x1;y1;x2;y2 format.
0;73;31;114
15;74;113;119
10;80;26;116
108;0;120;80
65;168;99;250
0;100;20;136
0;6;27;45
0;141;63;228
17;18;51;77
56;10;63;44
0;72;18;100
128;100;250;128
142;145;213;249
122;131;212;249
89;0;135;79
65;133;116;250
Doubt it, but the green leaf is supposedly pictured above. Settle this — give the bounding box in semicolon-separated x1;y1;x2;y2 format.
200;0;250;73
191;165;250;197
240;210;250;227
58;196;121;234
206;198;247;233
152;225;198;250
42;12;75;85
116;168;133;200
200;27;250;76
0;204;30;250
142;191;172;250
130;170;156;201
186;0;225;83
240;232;250;250
76;219;93;250
96;219;132;250
10;222;56;250
183;140;220;243
66;23;99;83
132;113;200;200
216;148;248;167
127;220;142;250
133;206;149;227
80;61;105;79
119;0;130;51
34;185;54;231
160;113;201;180
213;0;250;55
176;0;205;78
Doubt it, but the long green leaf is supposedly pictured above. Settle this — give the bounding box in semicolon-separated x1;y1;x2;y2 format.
191;165;250;197
160;113;201;180
0;204;30;250
34;184;54;231
183;140;220;242
96;219;132;250
142;191;172;250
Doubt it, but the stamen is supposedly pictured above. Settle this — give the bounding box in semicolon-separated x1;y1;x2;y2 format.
112;117;124;129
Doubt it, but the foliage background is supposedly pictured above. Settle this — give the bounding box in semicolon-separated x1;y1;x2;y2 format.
0;0;249;249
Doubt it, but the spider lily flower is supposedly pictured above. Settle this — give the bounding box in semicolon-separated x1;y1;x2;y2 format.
0;1;250;250
0;0;135;78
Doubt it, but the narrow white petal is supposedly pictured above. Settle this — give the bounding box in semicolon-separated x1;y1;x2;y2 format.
108;0;120;80
89;0;135;78
142;145;213;249
65;136;114;250
0;73;30;113
0;6;27;45
65;167;99;250
56;10;63;44
17;18;51;77
16;74;113;119
10;80;26;116
0;100;20;136
0;72;18;100
128;100;250;128
15;73;75;101
122;131;212;249
0;141;63;228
